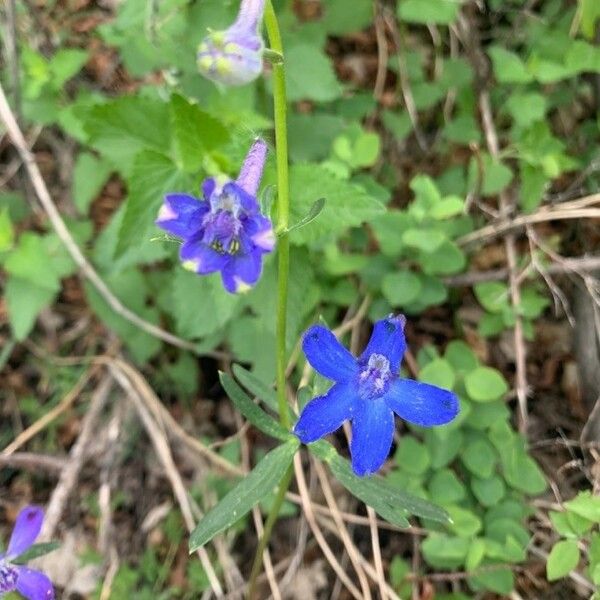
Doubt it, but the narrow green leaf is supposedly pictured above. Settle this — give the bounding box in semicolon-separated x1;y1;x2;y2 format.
285;198;325;235
189;439;299;551
13;542;60;564
232;364;279;412
220;372;290;441
309;440;450;525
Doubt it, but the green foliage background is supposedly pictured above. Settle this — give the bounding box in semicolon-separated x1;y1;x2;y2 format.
1;0;599;596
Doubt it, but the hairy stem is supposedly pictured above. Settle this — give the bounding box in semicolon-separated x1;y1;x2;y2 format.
247;2;293;597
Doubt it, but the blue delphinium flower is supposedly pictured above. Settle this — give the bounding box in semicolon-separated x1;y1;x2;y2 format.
197;0;265;86
294;315;459;477
156;139;274;294
0;506;54;599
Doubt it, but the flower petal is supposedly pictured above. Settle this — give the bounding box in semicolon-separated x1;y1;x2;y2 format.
202;177;217;200
350;398;394;477
155;194;207;240
294;383;358;443
7;506;44;559
383;378;459;427
180;235;229;274
221;251;262;293
246;214;275;252
223;182;259;215
359;315;407;373
302;325;358;383
15;567;54;600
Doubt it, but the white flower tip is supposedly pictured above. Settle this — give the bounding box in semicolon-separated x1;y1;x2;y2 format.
157;203;178;222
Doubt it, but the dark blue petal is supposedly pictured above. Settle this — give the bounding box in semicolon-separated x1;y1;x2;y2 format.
155;194;207;240
7;506;43;559
223;182;259;215
383;378;459;427
180;235;229;274
359;315;407;373
221;251;262;293
15;567;54;600
302;325;358;383
350;398;394;477
294;383;358;443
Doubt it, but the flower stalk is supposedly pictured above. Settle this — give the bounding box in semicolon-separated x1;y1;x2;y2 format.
247;1;292;596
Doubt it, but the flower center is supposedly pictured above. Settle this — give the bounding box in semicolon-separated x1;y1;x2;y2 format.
204;191;244;255
0;563;19;593
357;353;392;399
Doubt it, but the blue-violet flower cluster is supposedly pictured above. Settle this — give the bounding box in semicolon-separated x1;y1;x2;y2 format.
156;139;274;294
294;315;460;477
0;506;54;599
197;0;265;86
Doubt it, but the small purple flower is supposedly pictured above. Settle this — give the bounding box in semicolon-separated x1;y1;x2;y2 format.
197;0;265;86
0;506;54;600
156;139;274;294
294;315;460;477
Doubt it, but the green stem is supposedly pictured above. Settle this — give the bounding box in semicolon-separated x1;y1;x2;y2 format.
246;465;293;599
265;0;291;431
247;3;293;598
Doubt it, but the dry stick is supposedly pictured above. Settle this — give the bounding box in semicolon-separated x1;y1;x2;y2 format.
443;255;600;287
108;363;224;597
313;461;372;600
104;357;239;477
459;12;529;431
372;0;389;103
2;366;96;456
315;516;402;600
0;82;225;359
382;6;428;151
39;377;112;540
0;452;66;473
458;204;600;246
292;454;363;600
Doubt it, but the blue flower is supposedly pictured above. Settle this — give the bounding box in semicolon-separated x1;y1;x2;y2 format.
197;0;265;86
156;139;274;294
294;315;459;477
0;506;54;600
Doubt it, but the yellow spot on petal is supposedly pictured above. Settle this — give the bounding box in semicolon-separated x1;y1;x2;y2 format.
197;56;214;71
224;42;240;54
182;260;199;272
234;279;252;294
215;57;232;75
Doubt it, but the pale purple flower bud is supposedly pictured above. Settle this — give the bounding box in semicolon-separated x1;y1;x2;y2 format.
236;138;267;196
197;0;266;86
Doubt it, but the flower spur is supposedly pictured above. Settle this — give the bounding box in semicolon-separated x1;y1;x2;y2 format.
294;315;460;477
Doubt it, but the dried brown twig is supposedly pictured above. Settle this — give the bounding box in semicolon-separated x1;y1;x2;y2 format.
457;12;529;432
39;377;112;540
107;361;224;597
458;199;600;246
